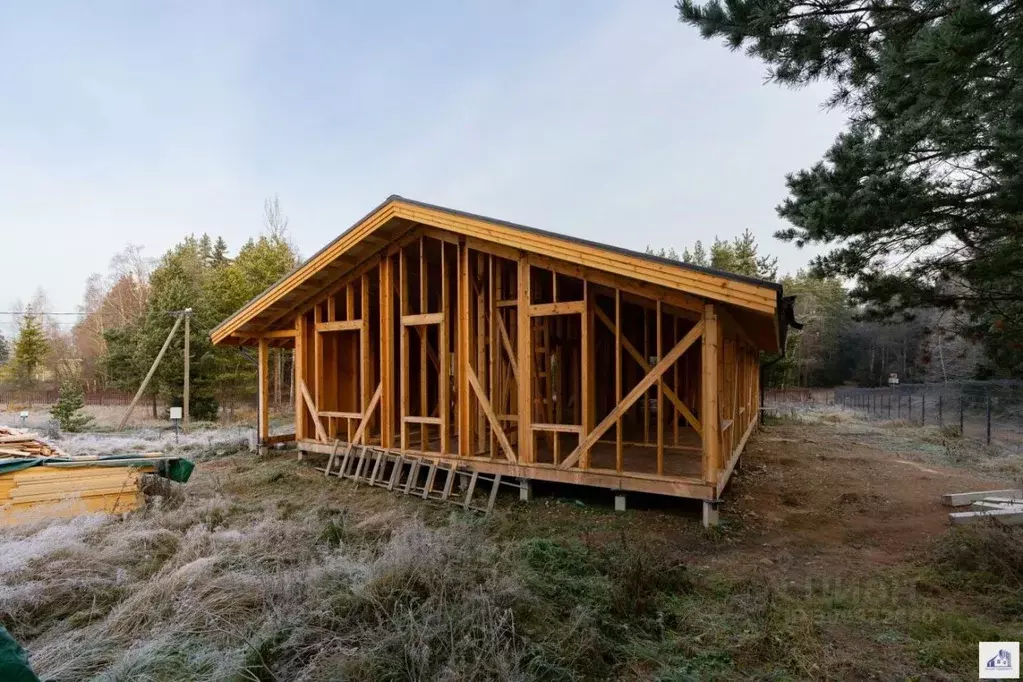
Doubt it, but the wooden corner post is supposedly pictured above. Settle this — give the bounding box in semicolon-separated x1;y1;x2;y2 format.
294;314;307;444
701;303;721;486
258;336;270;446
380;256;394;448
517;255;532;464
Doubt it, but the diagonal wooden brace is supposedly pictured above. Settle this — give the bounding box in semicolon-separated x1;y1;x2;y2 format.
594;305;701;437
559;320;704;470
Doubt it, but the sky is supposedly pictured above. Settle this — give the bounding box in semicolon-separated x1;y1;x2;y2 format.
0;1;845;336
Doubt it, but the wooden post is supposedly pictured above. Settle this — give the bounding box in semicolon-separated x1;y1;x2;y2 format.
295;314;306;443
656;301;664;475
361;273;372;437
702;304;721;487
615;289;623;473
488;254;497;458
643;307;650;444
580;281;592;468
258;336;269;445
400;247;409;451
458;241;472;456
183;309;190;432
420;238;428;451
440;244;450;454
380;256;394;448
517;255;532;464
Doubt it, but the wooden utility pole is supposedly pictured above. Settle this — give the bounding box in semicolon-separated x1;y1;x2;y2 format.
117;313;185;431
183;308;191;432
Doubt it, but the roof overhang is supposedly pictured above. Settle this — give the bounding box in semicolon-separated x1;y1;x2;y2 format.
211;196;784;351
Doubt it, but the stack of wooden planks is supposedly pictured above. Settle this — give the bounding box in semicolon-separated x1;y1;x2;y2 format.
0;426;68;458
0;425;170;527
0;464;147;526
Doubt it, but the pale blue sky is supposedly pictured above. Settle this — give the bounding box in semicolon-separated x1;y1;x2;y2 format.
0;1;844;332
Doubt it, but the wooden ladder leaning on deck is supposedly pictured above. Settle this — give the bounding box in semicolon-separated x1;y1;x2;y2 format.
315;444;522;514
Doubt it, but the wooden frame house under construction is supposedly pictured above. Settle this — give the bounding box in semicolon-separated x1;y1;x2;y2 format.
211;196;793;523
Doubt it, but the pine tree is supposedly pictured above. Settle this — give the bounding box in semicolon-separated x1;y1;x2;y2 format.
678;0;1023;376
0;330;9;365
682;241;708;267
51;375;93;432
211;237;229;266
12;311;48;389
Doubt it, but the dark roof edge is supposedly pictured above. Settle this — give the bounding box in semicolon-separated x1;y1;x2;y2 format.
392;195;784;293
212;193;784;340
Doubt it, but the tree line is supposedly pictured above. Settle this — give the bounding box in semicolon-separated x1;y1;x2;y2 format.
0;197;299;419
676;0;1023;379
648;230;995;388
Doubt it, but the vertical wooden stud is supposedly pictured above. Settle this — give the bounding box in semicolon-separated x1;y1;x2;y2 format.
380;256;394;449
673;316;680;447
361;273;371;441
440;243;450;454
400;247;409;451
458;241;472;456
643;307;649;445
258;336;269;443
517;255;532;464
488;254;498;459
580;280;592;469
295;314;307;443
702;304;721;486
615;289;623;473
656;301;664;475
420;238;428;451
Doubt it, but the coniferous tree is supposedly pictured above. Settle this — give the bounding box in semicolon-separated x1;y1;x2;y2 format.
682;241;709;267
0;330;9;365
51;375;93;432
12;311;48;389
678;0;1023;376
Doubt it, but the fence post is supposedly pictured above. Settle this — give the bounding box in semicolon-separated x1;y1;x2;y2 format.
921;391;926;425
897;395;901;419
888;392;892;419
986;395;992;446
938;395;943;427
960;395;965;434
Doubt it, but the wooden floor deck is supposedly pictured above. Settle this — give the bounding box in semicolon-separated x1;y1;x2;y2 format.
298;432;717;501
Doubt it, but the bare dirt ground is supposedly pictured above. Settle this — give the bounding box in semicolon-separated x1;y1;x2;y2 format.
1;408;1021;680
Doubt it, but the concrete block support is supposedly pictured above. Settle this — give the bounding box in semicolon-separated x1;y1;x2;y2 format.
614;494;627;512
702;501;719;527
519;479;533;502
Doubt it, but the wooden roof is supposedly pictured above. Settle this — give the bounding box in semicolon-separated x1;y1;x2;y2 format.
211;196;784;349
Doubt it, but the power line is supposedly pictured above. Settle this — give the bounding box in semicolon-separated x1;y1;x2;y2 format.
0;311;85;316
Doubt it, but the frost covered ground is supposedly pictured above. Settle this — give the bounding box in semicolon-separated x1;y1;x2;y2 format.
1;414;1022;680
0;406;254;459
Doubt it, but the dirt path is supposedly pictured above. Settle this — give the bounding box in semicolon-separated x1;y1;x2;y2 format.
715;417;1014;579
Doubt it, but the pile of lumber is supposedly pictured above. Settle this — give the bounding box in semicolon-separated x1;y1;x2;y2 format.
943;489;1023;526
0;425;182;526
0;465;145;526
0;426;68;458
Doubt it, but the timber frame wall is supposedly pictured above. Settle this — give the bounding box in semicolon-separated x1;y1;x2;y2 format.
250;230;763;502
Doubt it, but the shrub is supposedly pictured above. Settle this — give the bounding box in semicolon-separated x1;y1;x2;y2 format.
50;377;93;433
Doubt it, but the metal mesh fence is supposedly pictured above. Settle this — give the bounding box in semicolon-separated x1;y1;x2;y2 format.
834;381;1023;451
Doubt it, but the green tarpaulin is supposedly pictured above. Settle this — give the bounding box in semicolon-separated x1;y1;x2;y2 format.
0;625;40;682
0;455;194;482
